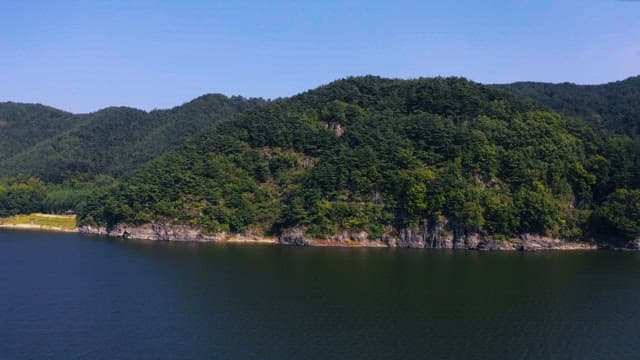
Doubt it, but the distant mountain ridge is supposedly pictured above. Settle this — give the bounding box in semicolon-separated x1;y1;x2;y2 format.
493;75;640;136
0;95;265;182
4;74;639;184
0;102;76;162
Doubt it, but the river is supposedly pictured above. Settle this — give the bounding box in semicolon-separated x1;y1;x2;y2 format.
1;230;639;359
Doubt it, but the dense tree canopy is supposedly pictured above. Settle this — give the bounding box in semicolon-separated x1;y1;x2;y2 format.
494;76;640;137
0;95;264;182
0;102;75;162
593;189;640;239
2;76;639;242
71;76;640;241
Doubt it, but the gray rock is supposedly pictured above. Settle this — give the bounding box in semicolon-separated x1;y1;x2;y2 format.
278;228;309;246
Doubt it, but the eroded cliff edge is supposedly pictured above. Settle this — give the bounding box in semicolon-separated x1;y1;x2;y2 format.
78;222;639;250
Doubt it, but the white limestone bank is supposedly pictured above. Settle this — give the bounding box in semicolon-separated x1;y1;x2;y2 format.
73;222;640;251
78;223;276;244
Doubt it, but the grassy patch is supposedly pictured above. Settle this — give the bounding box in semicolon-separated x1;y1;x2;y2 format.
0;213;77;230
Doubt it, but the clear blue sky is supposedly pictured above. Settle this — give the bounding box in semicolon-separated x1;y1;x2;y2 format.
1;0;639;113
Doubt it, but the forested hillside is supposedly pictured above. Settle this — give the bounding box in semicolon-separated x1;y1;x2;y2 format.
494;76;640;137
0;95;264;183
75;76;640;244
0;102;76;162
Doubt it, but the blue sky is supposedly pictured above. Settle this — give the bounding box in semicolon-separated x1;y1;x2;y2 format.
1;0;639;113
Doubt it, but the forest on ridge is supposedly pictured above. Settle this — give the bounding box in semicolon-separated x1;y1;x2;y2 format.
1;76;639;244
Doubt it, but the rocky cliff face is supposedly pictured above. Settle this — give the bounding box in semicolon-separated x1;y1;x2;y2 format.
79;223;277;243
79;223;223;242
80;221;601;250
277;222;598;251
385;220;481;249
278;228;309;246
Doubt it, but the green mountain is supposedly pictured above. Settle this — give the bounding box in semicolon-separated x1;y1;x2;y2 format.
0;102;76;162
494;76;640;137
0;95;264;182
77;76;640;244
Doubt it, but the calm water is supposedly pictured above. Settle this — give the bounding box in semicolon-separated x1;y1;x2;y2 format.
1;231;640;359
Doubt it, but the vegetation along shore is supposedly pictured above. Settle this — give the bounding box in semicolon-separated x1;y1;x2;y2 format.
1;213;635;251
1;76;639;250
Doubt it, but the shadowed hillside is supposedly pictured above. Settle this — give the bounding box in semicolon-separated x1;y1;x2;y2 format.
0;102;76;162
0;95;265;182
494;76;640;137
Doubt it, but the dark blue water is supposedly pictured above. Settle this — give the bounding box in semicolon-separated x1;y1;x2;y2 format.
1;230;640;359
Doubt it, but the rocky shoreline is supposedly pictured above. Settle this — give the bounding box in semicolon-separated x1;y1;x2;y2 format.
74;223;640;251
2;221;636;251
0;223;77;233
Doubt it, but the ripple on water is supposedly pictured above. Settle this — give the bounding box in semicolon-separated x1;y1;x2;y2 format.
1;231;640;359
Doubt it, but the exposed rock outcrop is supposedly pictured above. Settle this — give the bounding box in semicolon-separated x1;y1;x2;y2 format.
389;218;481;249
277;228;309;246
78;222;604;251
329;230;369;243
627;240;640;250
329;122;345;136
476;240;517;251
78;223;274;243
389;227;596;251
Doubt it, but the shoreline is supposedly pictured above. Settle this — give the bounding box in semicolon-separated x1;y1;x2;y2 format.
0;223;78;233
2;223;635;251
